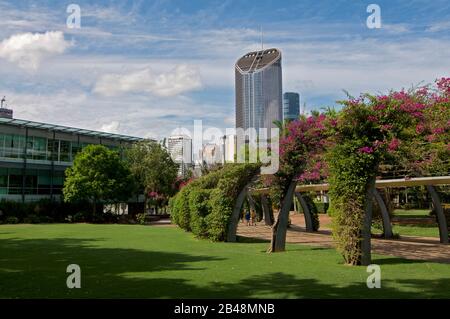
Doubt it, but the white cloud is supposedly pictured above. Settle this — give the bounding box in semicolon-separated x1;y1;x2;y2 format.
0;31;71;70
93;64;202;97
100;121;121;133
427;21;450;32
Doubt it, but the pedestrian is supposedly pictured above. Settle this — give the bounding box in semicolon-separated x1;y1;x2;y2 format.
245;209;251;226
250;209;256;226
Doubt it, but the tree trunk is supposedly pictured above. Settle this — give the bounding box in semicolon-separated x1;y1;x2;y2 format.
268;180;297;253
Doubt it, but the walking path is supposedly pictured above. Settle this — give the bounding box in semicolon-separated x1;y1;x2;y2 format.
237;213;450;263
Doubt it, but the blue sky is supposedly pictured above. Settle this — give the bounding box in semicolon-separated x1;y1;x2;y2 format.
0;0;449;140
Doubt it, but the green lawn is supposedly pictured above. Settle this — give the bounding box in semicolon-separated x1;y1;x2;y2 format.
1;224;450;298
371;209;441;238
391;209;440;237
393;209;432;218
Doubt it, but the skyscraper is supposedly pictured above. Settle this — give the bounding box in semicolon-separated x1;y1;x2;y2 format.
167;135;192;177
235;48;283;132
283;92;300;121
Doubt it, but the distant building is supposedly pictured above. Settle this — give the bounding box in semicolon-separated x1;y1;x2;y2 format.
235;48;283;133
224;134;236;163
0;96;13;119
167;135;192;177
0;114;143;203
283;92;300;121
201;143;221;166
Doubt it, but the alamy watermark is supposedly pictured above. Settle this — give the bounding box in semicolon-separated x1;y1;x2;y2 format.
66;264;81;289
366;264;381;288
366;4;382;29
66;4;81;29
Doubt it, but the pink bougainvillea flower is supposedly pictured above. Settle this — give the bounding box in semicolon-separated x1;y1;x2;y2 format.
387;138;400;152
432;127;445;135
358;146;374;154
416;123;425;134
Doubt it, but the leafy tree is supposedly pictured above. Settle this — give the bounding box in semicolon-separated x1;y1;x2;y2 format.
63;145;134;216
126;141;179;213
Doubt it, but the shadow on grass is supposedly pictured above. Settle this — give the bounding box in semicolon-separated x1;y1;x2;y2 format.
372;257;426;265
1;237;449;298
236;236;270;243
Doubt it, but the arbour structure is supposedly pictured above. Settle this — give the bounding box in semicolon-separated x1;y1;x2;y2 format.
226;175;450;245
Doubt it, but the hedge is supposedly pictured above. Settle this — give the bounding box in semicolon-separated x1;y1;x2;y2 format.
170;163;260;241
188;189;211;238
0;199;95;224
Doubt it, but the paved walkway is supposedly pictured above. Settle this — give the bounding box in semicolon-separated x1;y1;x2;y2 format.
237;213;450;263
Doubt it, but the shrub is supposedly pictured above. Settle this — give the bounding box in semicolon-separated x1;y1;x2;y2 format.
169;163;260;241
170;186;192;231
39;216;54;223
188;189;211;238
5;216;19;224
314;202;329;214
206;163;260;241
170;168;224;231
136;213;147;225
23;214;40;224
73;211;89;223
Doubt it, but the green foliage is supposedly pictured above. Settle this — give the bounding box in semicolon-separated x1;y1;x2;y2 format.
170;163;260;241
170;186;192;231
188;189;211;238
63;145;133;214
126;141;179;211
73;211;89;223
136;213;146;225
0;199;94;223
23;214;40;224
170;167;226;232
5;216;19;224
314;202;329;214
206;163;260;241
206;187;234;241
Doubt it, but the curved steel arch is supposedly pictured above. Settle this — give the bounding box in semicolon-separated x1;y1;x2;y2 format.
226;176;260;242
260;194;273;226
371;188;394;239
427;185;449;244
294;192;314;232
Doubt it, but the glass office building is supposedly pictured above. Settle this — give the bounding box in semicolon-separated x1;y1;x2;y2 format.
0;116;144;202
283;92;300;121
235;48;283;132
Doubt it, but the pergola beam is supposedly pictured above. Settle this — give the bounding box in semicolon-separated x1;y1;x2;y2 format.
249;176;450;195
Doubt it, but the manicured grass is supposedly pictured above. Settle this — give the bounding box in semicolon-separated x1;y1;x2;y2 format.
392;224;440;237
1;224;450;298
393;209;432;218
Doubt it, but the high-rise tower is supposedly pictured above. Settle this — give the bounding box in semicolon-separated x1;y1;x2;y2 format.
235;48;283;132
283;92;300;121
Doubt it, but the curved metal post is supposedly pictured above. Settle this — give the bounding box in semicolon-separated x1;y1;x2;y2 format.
427;185;449;244
226;186;248;242
261;194;273;226
295;192;314;232
371;188;393;239
247;193;256;211
226;175;259;242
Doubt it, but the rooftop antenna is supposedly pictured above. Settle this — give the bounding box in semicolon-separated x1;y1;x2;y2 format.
260;26;264;51
1;96;5;108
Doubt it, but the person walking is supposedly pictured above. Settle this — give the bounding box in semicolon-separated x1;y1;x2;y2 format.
250;209;256;226
245;209;251;226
